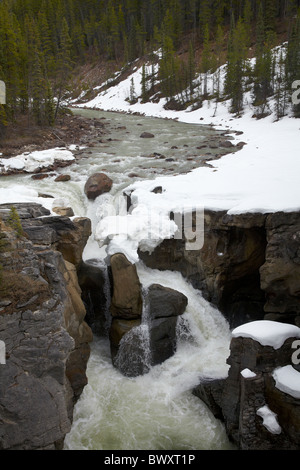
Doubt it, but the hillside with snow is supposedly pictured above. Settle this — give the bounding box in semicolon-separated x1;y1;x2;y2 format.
73;47;300;217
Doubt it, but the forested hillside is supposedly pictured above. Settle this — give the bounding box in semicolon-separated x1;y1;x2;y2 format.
0;0;300;132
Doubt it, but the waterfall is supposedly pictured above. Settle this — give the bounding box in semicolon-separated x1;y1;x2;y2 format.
114;287;152;377
64;264;234;450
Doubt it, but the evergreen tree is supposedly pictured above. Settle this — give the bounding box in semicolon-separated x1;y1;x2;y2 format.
225;16;248;115
129;77;137;104
252;3;273;116
187;40;196;99
54;17;73;118
141;64;148;102
274;48;288;119
213;24;224;116
286;9;300;117
265;0;278;34
7;206;24;238
200;23;211;96
199;0;211;42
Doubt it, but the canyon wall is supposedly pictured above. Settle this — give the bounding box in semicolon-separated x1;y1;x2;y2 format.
139;209;300;329
0;203;92;449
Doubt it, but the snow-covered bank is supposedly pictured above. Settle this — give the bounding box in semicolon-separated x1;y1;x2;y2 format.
0;147;75;175
68;55;300;263
74;59;300;216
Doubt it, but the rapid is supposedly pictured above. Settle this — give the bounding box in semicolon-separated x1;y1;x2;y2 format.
0;108;236;450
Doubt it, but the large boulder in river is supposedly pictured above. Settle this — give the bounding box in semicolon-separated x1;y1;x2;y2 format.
140;131;155;138
84;172;113;200
109;253;143;320
147;284;188;366
108;253;143;372
109;267;188;375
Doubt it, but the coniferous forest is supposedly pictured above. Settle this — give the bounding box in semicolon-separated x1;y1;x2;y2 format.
1;0;300;132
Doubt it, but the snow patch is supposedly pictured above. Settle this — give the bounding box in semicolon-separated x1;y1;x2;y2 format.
232;320;300;349
0;148;74;174
241;368;257;379
272;365;300;399
257;405;282;434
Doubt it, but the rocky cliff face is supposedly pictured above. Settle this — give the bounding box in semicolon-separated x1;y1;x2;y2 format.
139;210;300;329
0;203;92;449
193;322;300;450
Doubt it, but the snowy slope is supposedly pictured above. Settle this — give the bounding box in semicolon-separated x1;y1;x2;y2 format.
74;54;300;217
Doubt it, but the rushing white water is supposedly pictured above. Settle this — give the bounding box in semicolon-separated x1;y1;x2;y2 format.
0;109;236;450
64;264;234;450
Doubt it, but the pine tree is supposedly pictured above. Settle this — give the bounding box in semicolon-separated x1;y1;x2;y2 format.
213;24;224;116
265;0;278;34
187;40;196;99
225;16;248;115
201;23;211;96
141;64;148;102
7;206;24;238
252;3;273;116
54;17;73;118
129;77;137;104
286;9;300;117
274;48;288;120
199;0;211;42
0;3;22;119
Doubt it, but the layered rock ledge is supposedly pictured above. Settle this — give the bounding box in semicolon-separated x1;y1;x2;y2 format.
0;203;92;449
193;320;300;450
139;210;300;329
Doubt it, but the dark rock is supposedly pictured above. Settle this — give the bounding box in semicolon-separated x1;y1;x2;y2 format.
84;172;113;200
146;284;188;366
0;214;92;449
260;212;300;317
55;174;71;182
139;209;268;328
77;261;109;336
31;173;49;180
138;209;300;328
152;186;163;194
220;140;235;148
147;284;188;319
194;323;300;450
52;207;74;217
108;255;187;375
149;316;178;366
22;215;91;268
193;378;225;420
140;132;155;138
0;202;50;220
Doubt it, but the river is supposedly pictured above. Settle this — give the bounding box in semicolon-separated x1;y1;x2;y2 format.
1;108;236;450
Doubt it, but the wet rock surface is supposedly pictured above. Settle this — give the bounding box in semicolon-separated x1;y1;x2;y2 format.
193;327;300;450
84;172;113;200
0;204;92;449
139;210;300;329
108;254;188;376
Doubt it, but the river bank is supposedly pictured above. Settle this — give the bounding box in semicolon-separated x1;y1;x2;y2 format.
0;112;109;160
